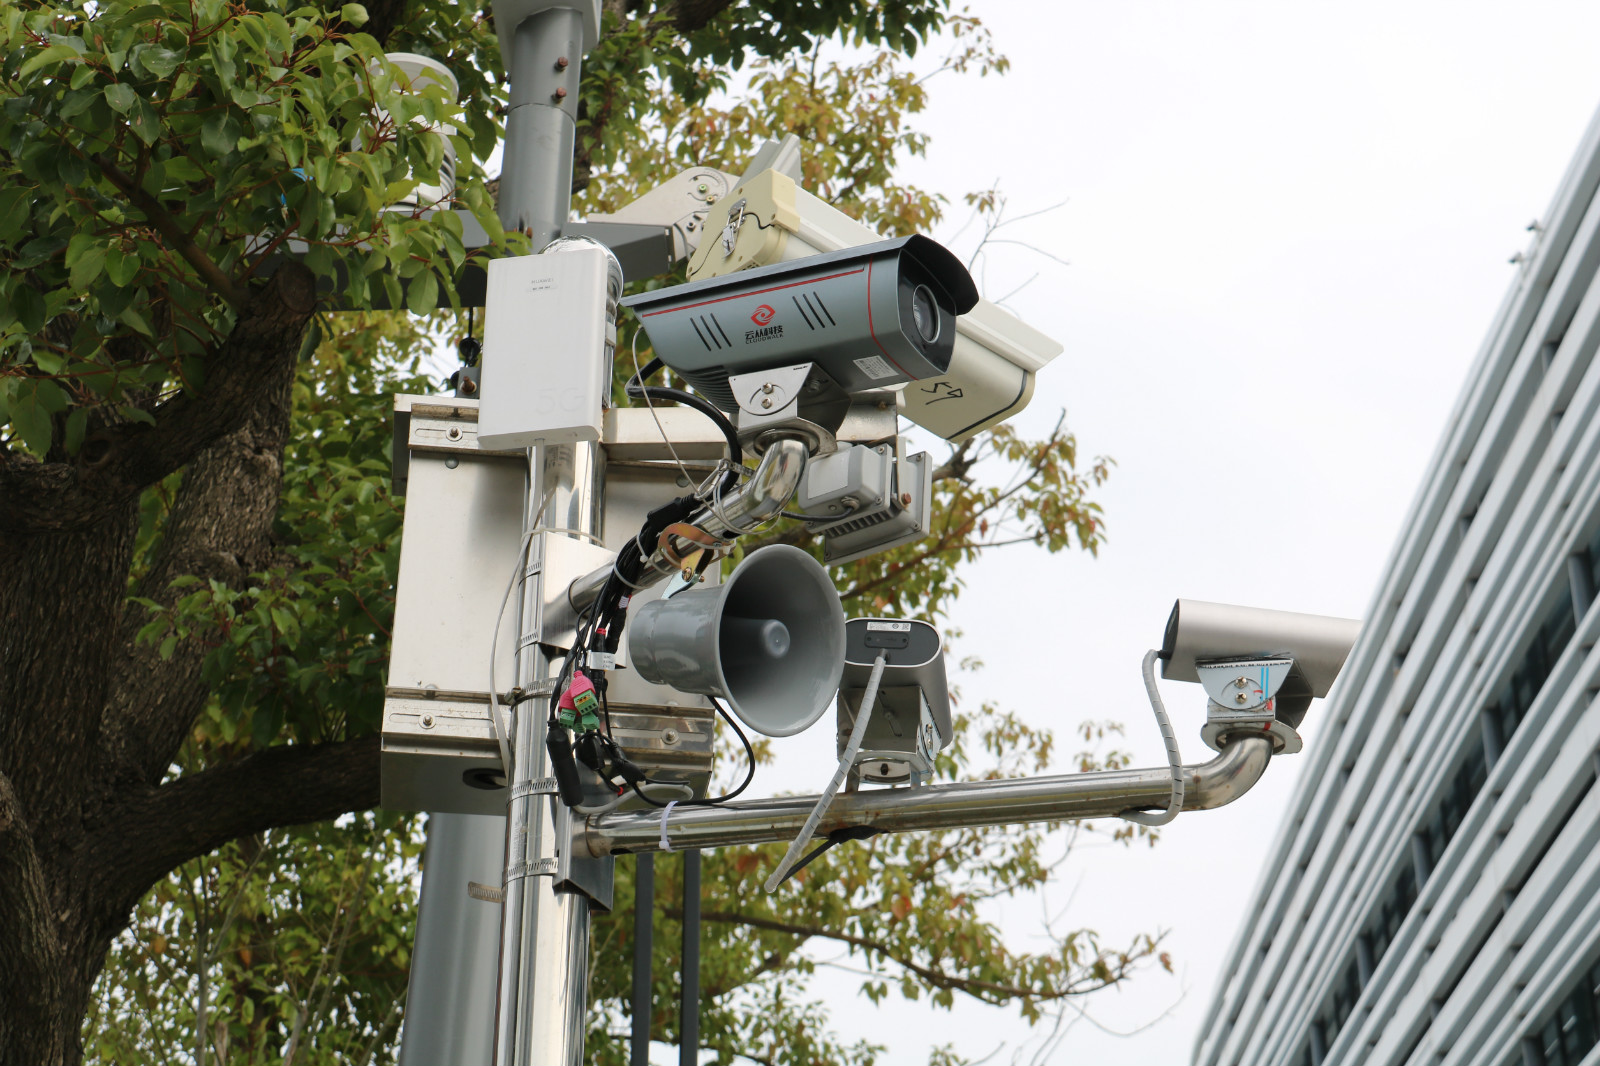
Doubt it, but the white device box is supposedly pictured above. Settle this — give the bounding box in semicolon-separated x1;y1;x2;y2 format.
477;249;610;450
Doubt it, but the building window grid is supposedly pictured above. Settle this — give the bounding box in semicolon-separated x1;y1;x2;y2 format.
1522;960;1600;1066
1298;581;1581;1065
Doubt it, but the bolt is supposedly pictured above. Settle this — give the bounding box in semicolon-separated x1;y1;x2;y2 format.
553;87;567;100
760;397;773;409
663;729;680;745
761;382;775;394
880;763;890;776
423;684;438;699
445;457;459;469
676;475;691;487
1235;693;1248;704
555;56;569;70
697;183;708;193
446;426;462;441
900;493;912;506
1235;677;1249;688
421;713;436;728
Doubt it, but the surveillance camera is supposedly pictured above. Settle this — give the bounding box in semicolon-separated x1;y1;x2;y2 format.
685;157;1064;442
1159;599;1361;753
621;235;979;414
836;618;950;786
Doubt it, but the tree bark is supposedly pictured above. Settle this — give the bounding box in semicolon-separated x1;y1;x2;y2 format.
0;260;384;1066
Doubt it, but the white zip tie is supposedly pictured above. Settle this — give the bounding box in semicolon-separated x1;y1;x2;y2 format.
659;799;680;853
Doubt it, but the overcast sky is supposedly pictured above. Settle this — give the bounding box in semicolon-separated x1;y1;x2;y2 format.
740;3;1600;1064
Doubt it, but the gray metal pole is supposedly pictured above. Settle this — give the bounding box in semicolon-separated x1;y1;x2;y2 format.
631;854;653;1066
679;852;701;1066
398;812;505;1066
498;6;585;243
493;441;604;1066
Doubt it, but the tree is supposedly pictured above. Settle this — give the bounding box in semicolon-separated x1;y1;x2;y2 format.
0;2;1146;1063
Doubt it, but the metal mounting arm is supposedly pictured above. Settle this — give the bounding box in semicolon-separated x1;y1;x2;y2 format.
577;734;1273;857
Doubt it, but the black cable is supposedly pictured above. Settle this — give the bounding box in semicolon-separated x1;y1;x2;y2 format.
627;382;742;479
771;826;882;888
623;356;741;488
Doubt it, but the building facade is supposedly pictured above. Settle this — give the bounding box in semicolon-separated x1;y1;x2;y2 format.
1192;105;1600;1066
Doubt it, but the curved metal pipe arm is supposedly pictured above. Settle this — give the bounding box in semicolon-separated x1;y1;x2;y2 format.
567;435;811;611
578;735;1273;857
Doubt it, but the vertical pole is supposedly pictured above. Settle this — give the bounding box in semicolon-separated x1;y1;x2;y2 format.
399;813;505;1066
488;6;600;1065
679;851;701;1066
497;7;585;244
631;855;654;1066
493;444;604;1066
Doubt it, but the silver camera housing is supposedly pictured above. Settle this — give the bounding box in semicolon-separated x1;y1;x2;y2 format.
1159;599;1362;754
621;236;979;413
837;618;950;787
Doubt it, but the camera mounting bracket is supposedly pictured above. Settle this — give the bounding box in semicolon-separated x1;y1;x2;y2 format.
1196;657;1304;755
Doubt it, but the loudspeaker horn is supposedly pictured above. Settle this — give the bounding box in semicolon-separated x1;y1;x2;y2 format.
630;544;845;737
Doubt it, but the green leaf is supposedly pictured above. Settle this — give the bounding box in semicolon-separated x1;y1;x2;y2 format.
19;41;80;78
128;96;161;146
12;285;45;333
104;82;136;114
63;409;86;454
340;4;368;25
201;112;238;158
404;269;437;315
137;45;181;79
10;388;51;455
0;186;31;241
105;246;138;287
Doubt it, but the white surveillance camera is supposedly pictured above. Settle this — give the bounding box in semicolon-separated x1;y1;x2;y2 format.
1159;599;1362;754
684;151;1063;442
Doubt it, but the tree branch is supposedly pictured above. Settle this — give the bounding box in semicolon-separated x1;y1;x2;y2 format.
83;735;380;921
0;261;317;537
103;309;302;789
92;155;247;311
679;908;1148;1006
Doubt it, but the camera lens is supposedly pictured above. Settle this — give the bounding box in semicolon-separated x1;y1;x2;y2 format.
910;284;939;344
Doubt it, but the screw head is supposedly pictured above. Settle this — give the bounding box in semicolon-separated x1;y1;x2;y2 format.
421;713;436;728
444;457;459;469
446;426;462;441
555;56;569;70
1235;693;1248;705
760;397;773;409
553;87;567;100
761;382;775;394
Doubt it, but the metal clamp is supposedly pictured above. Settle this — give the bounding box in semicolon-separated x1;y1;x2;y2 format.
507;858;559;880
511;777;560;800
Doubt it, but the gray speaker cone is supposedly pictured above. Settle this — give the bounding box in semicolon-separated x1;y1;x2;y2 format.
630;544;845;737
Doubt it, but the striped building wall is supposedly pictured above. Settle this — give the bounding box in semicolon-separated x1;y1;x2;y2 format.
1192;102;1600;1066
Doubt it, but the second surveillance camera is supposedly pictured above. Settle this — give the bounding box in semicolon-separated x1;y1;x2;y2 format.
620;235;979;413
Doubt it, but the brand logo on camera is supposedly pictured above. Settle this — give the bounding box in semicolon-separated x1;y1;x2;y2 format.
750;304;776;326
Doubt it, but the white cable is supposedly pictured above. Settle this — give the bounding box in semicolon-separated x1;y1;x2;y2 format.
486;487;557;774
1122;648;1185;827
576;781;692;816
764;655;887;893
631;327;695;488
658;799;680;853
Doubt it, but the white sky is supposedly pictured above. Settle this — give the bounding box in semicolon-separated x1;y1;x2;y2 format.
740;3;1600;1064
